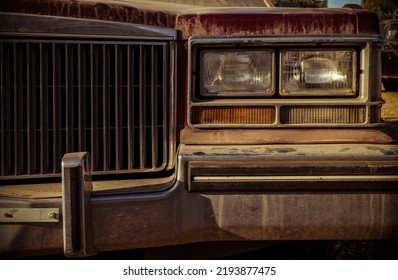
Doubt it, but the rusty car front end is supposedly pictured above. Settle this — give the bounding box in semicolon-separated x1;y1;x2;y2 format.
0;0;398;257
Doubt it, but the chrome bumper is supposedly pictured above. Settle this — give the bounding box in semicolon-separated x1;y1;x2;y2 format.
1;143;398;257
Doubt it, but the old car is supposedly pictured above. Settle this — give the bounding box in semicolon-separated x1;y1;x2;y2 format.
381;18;398;91
1;0;398;258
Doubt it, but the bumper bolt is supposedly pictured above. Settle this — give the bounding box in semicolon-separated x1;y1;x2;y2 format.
4;213;13;218
48;212;57;220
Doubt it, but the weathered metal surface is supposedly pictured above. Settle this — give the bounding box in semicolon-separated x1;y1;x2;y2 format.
352;9;380;34
190;176;398;192
0;176;175;199
0;197;63;257
90;187;398;252
0;208;59;223
175;8;358;39
180;127;395;144
0;12;177;39
2;179;398;256
0;183;62;199
0;0;380;40
0;0;178;29
87;143;398;251
0;0;394;258
181;143;398;191
62;152;96;257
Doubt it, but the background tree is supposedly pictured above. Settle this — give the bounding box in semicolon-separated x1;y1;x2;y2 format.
362;0;398;20
273;0;327;8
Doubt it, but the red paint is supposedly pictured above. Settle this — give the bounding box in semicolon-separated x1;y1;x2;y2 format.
0;0;380;39
176;10;356;38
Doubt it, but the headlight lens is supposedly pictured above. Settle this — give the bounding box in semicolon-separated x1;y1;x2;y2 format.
280;50;357;96
200;50;274;97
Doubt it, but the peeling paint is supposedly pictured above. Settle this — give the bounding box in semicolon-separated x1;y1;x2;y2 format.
175;8;358;39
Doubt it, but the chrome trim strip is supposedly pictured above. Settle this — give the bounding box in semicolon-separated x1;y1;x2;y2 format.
167;42;177;170
193;175;398;182
189;35;382;45
0;12;177;40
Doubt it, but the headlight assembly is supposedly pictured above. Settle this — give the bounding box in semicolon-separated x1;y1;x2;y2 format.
189;36;382;128
200;50;274;97
280;49;357;96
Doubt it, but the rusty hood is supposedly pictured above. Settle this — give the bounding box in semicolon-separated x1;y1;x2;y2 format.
0;0;380;39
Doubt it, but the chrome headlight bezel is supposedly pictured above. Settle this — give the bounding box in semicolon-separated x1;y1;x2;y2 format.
188;35;383;128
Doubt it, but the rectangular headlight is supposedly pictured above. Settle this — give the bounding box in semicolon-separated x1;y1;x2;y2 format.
280;49;357;96
200;50;274;97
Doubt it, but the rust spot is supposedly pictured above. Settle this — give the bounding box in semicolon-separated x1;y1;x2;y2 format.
175;9;357;39
248;206;259;212
266;148;296;153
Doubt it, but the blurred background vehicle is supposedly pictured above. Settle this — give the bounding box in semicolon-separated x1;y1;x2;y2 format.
381;19;398;91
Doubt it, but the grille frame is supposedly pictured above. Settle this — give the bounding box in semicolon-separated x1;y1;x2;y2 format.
0;14;177;180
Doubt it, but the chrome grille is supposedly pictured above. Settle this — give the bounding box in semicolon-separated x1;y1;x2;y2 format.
0;39;171;178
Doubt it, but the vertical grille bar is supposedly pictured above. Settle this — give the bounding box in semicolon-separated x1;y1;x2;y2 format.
14;43;23;175
78;44;87;152
162;44;169;166
139;45;146;169
0;43;10;176
53;43;62;174
40;43;49;174
103;45;110;171
65;44;74;153
151;46;158;168
127;45;135;170
115;45;122;170
90;44;98;171
27;43;37;174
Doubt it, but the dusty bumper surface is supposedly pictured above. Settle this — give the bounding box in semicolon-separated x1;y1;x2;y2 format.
91;143;398;252
179;144;398;192
2;190;398;256
1;144;398;256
